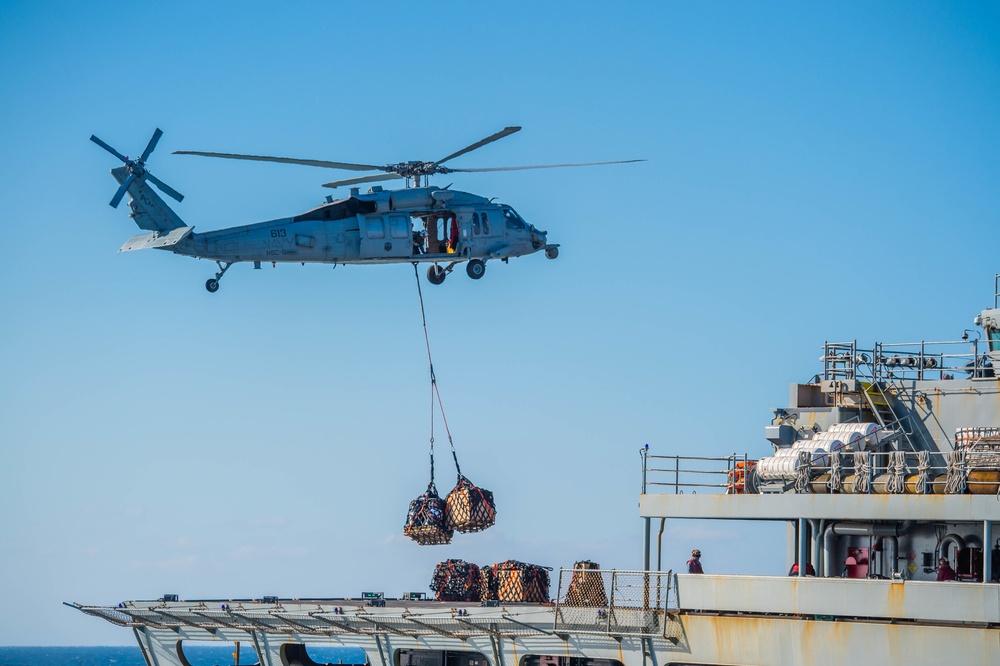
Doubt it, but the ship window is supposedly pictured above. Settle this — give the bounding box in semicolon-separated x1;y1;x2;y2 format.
397;649;488;666
366;218;385;239
989;327;1000;352
521;657;624;666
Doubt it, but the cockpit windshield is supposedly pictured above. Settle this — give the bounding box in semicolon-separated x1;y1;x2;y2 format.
502;207;527;230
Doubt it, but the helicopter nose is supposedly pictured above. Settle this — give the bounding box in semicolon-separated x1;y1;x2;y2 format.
531;225;547;241
531;229;546;250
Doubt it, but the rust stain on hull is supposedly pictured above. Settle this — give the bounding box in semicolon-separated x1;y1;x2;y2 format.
676;614;1000;665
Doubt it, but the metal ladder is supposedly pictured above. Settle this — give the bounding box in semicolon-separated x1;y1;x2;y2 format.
857;358;917;451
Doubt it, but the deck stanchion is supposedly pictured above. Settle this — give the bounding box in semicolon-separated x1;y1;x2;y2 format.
985;520;993;582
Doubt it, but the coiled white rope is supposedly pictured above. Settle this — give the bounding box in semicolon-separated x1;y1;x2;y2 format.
853;451;871;494
886;450;908;494
945;449;967;495
828;451;844;493
915;450;930;494
794;450;812;494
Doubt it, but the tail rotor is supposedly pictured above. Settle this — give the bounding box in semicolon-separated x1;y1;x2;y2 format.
90;128;184;208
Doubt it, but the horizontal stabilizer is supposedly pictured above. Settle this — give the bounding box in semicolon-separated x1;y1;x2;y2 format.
119;226;194;252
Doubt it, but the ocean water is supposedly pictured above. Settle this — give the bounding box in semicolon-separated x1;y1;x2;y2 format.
0;645;368;666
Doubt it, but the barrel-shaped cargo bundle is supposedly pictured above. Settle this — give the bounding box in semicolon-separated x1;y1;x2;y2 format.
564;560;607;607
479;562;498;601
489;560;551;603
430;559;482;601
404;484;453;546
445;476;496;533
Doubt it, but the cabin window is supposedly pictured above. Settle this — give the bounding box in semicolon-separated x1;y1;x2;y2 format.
481;213;490;235
366;218;385;239
503;208;525;230
989;327;1000;352
473;213;481;235
389;215;409;240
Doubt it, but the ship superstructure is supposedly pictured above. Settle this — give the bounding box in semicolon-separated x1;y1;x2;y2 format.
70;280;1000;665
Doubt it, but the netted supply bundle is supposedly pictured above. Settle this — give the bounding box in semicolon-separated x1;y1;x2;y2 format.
430;559;482;601
564;560;607;607
404;485;453;546
479;563;498;601
445;476;496;533
491;560;551;603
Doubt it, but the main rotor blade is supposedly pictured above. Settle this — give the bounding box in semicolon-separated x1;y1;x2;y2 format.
139;128;163;163
322;173;404;190
173;150;384;172
434;126;522;166
145;172;185;202
109;173;136;208
90;135;129;163
446;159;646;173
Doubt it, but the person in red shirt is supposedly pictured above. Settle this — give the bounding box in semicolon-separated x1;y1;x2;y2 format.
936;557;956;581
788;562;816;576
687;549;704;574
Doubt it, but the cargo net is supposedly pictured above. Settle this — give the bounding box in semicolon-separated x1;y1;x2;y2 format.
431;559;482;601
404;484;454;546
445;476;496;533
488;560;551;603
563;560;608;607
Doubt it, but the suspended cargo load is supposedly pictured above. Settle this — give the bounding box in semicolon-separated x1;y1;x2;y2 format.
430;559;482;602
489;560;551;603
564;560;607;607
445;476;497;533
407;264;499;544
404;484;453;546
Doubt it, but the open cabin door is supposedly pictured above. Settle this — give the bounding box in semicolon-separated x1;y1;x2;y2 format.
359;214;413;259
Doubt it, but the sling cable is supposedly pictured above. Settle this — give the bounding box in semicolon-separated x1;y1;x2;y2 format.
403;263;497;545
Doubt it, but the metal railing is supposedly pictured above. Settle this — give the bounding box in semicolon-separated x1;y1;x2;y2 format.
642;451;753;495
823;339;993;382
641;447;1000;496
552;568;679;639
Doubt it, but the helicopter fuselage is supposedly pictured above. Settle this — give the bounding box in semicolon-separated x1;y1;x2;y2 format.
170;186;551;267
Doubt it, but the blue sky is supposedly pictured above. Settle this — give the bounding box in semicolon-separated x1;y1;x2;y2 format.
2;0;999;646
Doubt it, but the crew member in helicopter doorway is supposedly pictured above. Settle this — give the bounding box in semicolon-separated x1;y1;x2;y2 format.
687;549;704;573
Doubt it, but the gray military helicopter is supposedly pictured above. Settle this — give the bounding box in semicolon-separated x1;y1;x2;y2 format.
90;126;641;292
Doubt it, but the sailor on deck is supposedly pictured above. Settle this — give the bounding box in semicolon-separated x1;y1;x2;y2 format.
687;549;704;574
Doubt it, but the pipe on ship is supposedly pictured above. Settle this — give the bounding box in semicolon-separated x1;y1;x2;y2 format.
938;533;967;563
822;521;915;577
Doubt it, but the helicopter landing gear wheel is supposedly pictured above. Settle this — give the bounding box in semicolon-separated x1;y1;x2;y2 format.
205;261;233;293
427;264;446;285
545;246;559;260
466;259;486;280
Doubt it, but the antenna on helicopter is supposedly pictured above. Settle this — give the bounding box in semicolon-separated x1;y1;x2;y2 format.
91;129;184;207
174;127;645;190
